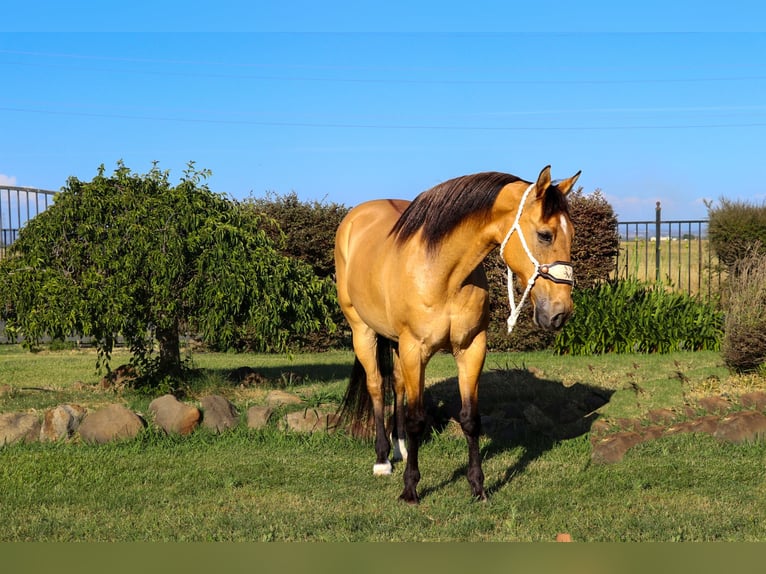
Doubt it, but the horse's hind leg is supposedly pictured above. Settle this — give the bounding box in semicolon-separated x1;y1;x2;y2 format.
455;332;488;500
352;328;393;475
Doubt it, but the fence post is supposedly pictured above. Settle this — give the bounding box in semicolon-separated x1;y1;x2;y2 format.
655;201;661;282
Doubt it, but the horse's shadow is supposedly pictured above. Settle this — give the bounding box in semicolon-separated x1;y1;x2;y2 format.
415;368;613;499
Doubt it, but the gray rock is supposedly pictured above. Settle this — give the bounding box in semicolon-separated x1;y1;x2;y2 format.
246;406;273;429
282;408;340;433
149;394;201;435
0;412;41;446
78;404;145;444
265;390;303;408
40;404;87;442
200;395;239;433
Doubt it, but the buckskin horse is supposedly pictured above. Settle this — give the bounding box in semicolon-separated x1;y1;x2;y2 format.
334;166;580;503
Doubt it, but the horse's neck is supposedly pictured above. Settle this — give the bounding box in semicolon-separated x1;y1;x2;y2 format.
434;220;502;289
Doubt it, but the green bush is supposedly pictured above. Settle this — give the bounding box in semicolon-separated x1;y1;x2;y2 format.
721;249;766;372
708;198;766;273
244;192;350;351
553;280;723;355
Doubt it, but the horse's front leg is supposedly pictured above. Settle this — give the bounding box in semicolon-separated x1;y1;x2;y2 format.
455;331;488;500
390;350;408;463
397;336;427;504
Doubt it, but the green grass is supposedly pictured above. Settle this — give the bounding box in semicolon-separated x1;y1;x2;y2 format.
1;345;765;541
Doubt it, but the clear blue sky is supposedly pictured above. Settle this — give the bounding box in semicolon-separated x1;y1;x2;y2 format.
2;1;765;221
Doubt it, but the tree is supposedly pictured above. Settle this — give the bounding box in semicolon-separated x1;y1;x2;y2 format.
245;191;350;350
0;162;336;385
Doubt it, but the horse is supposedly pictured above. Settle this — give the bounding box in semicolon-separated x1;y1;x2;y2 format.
334;166;580;503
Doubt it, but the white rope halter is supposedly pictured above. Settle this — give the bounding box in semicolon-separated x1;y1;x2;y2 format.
499;183;574;333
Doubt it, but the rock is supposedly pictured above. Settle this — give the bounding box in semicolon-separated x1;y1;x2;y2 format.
40;404;87;442
591;431;644;464
246;406;273;429
696;396;731;415
0;412;41;446
265;390;303;408
666;415;719;437
149;394;200;435
78;404;145;444
713;411;766;444
647;408;677;424
200;395;239;433
740;391;766;412
282;409;340;433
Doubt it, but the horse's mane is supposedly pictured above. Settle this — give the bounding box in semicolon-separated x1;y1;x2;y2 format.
390;172;520;249
390;172;571;250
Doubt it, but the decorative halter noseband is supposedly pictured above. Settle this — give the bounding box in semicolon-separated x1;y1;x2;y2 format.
499;182;574;333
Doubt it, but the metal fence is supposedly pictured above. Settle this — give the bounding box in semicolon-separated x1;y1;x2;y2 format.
0;186;55;259
614;201;721;301
1;190;720;302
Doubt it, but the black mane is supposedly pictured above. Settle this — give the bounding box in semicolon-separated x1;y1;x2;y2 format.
390;172;520;250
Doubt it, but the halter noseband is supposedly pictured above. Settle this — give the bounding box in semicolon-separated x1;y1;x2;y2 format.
499;182;574;333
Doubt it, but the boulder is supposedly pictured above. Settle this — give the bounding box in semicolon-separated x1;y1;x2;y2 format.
591;431;644;464
200;395;239;433
0;412;41;446
282;409;340;433
696;396;731;415
740;391;766;412
246;406;273;429
149;394;200;435
78;404;145;444
265;390;303;408
713;411;766;444
40;404;87;442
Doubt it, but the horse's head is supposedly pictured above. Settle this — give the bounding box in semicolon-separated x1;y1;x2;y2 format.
499;165;580;330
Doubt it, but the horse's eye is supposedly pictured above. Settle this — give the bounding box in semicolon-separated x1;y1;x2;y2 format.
537;230;553;244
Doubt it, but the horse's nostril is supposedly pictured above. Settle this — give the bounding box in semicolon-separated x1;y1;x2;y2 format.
551;312;569;330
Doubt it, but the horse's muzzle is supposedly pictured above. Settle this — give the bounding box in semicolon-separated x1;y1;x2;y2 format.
533;303;572;330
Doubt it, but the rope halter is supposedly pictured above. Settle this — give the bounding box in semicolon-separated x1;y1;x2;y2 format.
499;182;574;333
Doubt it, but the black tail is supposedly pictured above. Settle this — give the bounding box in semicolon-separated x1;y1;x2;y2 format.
338;336;395;439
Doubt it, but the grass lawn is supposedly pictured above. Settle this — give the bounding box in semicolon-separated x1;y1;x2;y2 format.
1;344;765;541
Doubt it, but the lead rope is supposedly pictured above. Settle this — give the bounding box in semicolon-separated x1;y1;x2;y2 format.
499;183;541;333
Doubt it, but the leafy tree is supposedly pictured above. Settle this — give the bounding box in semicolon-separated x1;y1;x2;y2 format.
0;162;336;385
245;191;350;350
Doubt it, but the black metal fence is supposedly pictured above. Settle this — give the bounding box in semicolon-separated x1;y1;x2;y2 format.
614;202;721;301
0;190;720;302
0;186;55;259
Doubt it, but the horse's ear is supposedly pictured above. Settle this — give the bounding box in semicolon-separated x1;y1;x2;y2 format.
534;165;552;199
556;170;582;196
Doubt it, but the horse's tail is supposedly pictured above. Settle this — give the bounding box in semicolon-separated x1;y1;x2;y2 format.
338;336;395;439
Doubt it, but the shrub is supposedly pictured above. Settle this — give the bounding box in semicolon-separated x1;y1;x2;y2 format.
721;248;766;372
708;198;766;273
568;188;620;288
553;279;723;355
245;191;350;351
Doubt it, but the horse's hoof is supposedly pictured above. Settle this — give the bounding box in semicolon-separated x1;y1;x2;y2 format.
373;461;393;476
399;490;419;505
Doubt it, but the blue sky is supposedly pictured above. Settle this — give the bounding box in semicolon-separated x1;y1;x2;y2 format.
2;2;765;221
